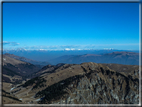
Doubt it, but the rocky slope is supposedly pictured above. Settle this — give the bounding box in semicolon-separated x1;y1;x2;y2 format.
4;62;140;104
35;62;139;104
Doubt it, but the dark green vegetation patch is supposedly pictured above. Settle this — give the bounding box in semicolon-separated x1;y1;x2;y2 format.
22;76;46;89
35;75;84;104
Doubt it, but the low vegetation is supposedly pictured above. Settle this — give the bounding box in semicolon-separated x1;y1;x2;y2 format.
2;90;22;102
35;75;84;103
22;76;46;90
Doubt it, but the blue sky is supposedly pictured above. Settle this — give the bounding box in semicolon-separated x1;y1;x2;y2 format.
3;3;139;50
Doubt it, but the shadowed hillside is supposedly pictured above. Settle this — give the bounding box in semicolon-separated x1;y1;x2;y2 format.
2;55;41;84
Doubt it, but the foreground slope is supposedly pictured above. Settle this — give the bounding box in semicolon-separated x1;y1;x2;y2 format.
6;62;140;104
2;89;22;104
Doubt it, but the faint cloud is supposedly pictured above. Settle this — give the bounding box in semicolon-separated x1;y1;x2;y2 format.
22;44;139;50
3;43;139;50
21;45;96;50
3;41;20;46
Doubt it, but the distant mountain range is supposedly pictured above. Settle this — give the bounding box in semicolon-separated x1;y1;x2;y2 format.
49;52;139;65
3;49;139;61
3;51;139;66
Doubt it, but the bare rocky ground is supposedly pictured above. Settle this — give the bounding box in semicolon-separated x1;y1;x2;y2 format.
2;62;140;105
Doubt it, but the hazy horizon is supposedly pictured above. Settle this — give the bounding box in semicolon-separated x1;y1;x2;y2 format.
2;49;139;62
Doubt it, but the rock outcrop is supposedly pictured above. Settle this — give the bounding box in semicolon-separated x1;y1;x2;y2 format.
34;62;139;104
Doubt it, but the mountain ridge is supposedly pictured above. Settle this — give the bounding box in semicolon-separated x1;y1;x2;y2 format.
49;51;139;65
3;49;139;61
4;53;50;67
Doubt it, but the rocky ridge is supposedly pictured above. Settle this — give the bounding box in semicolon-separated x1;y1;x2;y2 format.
34;62;139;104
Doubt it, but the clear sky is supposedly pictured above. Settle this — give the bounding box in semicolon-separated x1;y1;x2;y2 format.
3;3;139;50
